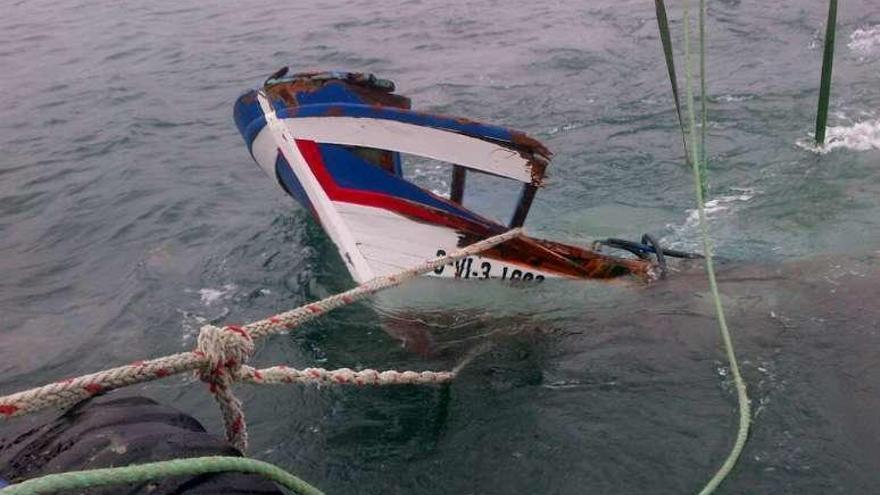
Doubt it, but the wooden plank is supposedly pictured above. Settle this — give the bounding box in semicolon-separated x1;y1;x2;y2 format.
257;93;375;282
283;117;539;184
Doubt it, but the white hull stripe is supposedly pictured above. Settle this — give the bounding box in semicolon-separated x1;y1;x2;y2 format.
281;116;536;184
256;92;375;282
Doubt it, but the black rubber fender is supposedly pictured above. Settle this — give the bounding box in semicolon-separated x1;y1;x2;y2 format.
0;393;284;494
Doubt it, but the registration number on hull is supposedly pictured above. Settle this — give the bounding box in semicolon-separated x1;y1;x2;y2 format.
431;249;545;281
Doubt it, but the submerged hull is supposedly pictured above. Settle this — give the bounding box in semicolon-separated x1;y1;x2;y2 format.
234;70;654;284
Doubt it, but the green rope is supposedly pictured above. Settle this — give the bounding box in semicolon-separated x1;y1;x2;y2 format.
0;456;325;495
681;1;751;494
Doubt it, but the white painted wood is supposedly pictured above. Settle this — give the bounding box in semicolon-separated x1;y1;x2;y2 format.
256;93;375;283
334;202;564;280
251;100;563;284
336;201;458;275
251;128;278;178
281;116;539;184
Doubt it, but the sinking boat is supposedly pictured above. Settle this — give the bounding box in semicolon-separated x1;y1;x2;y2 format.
233;69;669;284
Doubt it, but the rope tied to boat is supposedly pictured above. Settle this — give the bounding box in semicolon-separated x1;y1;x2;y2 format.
0;228;523;453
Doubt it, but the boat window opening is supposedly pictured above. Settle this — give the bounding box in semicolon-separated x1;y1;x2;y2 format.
459;169;522;226
399;154;452;199
343;145;401;175
397;152;522;225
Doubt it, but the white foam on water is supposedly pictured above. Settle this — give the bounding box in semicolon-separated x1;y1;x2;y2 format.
430;183;450;198
198;284;237;305
682;190;755;230
177;310;210;345
849;25;880;55
547;121;584;135
797;118;880;154
663;189;756;251
824;119;880;151
716;94;755;103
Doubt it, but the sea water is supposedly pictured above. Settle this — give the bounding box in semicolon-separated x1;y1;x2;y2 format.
2;0;879;492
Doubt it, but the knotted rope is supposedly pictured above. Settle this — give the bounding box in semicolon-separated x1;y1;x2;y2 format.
0;229;522;452
196;325;255;450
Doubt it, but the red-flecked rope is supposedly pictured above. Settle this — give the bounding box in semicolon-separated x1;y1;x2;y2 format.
0;229;522;451
237;366;456;386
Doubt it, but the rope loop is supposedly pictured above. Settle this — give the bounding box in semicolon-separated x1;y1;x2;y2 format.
196;324;255;380
195;324;255;452
0;229;522;449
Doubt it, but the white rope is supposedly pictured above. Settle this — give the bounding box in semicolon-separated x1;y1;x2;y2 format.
238;366;456;386
240;228;523;340
0;229;522;451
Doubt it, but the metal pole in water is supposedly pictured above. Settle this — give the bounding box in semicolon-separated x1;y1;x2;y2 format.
814;0;838;146
654;0;692;166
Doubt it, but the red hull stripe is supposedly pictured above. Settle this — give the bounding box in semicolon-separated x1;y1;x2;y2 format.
293;139;499;236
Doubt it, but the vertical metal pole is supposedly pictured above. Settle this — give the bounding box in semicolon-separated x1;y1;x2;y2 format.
815;0;838;146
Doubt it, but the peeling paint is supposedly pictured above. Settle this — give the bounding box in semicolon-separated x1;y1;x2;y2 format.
235;69;661;283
